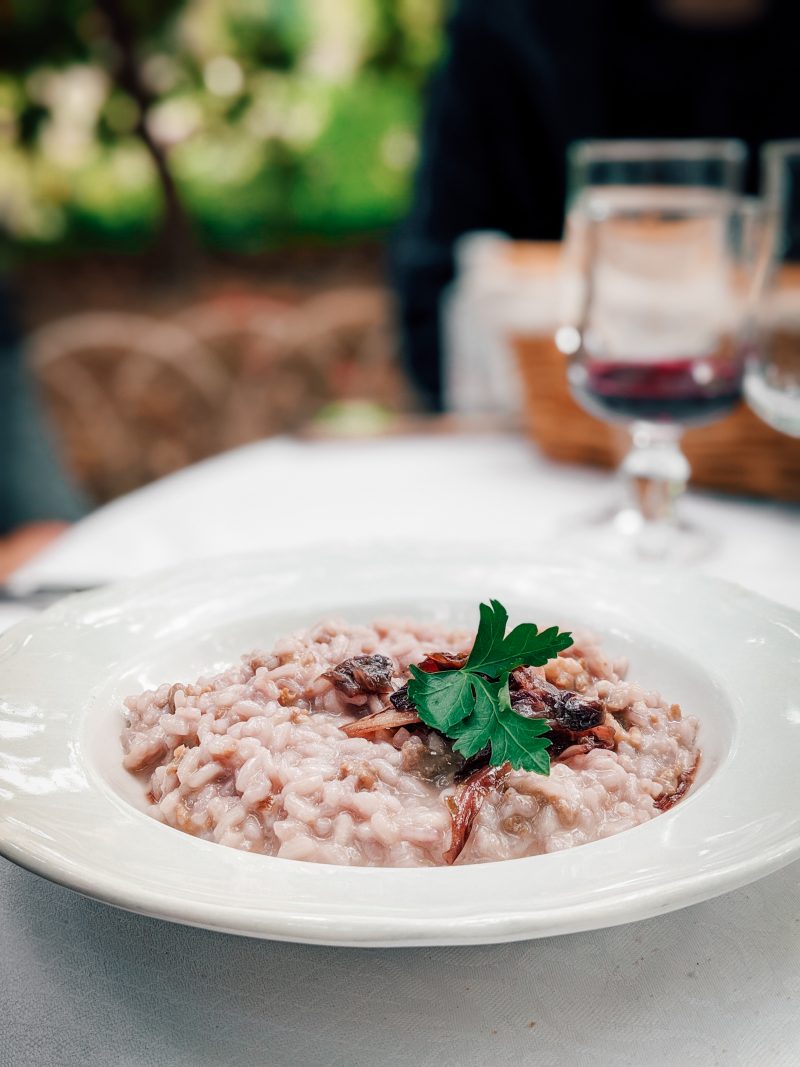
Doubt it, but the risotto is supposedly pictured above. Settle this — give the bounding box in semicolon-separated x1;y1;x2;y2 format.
121;617;700;867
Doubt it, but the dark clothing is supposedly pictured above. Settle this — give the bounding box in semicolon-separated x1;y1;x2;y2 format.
392;0;800;408
0;281;88;534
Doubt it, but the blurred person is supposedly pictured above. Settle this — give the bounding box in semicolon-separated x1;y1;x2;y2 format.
0;280;87;578
391;0;800;409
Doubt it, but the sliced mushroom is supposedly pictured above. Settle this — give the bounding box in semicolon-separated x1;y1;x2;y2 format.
322;654;394;698
341;707;421;738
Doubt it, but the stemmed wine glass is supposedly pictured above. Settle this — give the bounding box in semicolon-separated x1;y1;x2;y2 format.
744;140;800;437
556;139;755;561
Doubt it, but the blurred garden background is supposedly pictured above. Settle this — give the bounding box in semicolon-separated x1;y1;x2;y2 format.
1;0;446;503
3;0;443;253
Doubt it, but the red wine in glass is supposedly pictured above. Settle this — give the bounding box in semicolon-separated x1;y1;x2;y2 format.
569;349;745;426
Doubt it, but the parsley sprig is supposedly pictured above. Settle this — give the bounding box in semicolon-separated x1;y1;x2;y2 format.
407;600;572;774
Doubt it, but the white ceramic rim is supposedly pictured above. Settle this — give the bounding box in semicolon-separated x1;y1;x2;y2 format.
1;548;799;947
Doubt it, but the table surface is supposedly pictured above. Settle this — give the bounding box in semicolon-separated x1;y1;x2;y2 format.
2;433;799;1067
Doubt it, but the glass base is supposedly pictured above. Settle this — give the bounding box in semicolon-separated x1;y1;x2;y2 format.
559;502;717;564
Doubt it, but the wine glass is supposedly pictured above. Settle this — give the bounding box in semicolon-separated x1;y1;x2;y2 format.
556;139;752;561
744;140;800;437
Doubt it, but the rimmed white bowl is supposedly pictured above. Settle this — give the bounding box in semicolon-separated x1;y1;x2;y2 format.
1;549;798;946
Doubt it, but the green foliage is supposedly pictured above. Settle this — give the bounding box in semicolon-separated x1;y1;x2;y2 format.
407;601;573;774
0;0;445;253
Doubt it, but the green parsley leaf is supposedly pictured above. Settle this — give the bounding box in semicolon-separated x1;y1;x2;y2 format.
447;675;551;772
465;600;510;669
407;666;475;731
466;599;574;678
459;676;551;775
446;675;504;758
406;600;572;774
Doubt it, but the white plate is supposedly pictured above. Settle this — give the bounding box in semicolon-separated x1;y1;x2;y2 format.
1;549;799;947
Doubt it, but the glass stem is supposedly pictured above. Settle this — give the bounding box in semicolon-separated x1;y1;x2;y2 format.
621;421;690;533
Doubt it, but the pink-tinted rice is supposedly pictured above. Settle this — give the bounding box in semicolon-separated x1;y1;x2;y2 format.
121;618;699;866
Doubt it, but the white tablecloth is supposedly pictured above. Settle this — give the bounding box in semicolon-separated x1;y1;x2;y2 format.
2;434;799;1067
